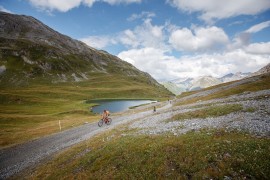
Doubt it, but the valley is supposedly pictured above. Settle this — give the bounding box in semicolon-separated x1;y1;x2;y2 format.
0;12;172;148
0;9;269;180
1;72;268;179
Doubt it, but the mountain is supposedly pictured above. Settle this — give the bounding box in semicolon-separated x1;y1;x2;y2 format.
160;81;186;95
171;77;193;89
189;76;222;91
0;12;172;97
251;63;270;77
163;72;251;94
219;72;251;82
165;76;221;93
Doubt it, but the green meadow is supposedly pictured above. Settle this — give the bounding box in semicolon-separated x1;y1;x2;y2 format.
0;73;172;148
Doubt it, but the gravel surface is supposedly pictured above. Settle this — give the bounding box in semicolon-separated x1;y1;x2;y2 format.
130;90;270;137
0;89;269;179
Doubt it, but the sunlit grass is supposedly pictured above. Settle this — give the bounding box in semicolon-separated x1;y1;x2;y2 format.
28;128;270;179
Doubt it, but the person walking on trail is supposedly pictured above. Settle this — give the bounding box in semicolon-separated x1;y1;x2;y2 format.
102;110;110;123
153;106;156;113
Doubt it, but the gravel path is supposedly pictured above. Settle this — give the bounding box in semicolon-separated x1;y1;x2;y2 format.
0;102;171;179
0;89;269;179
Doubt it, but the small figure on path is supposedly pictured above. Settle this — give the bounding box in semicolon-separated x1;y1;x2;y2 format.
98;109;112;127
102;109;110;123
153;106;156;113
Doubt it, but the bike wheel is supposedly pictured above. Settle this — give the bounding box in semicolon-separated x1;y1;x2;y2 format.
98;119;104;127
106;118;112;125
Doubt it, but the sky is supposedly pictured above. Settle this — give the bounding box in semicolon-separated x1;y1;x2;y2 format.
1;0;270;81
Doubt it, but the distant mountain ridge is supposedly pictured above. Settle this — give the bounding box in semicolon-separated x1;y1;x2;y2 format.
219;72;251;83
161;72;252;95
0;12;172;98
189;76;222;91
162;63;270;95
160;81;185;95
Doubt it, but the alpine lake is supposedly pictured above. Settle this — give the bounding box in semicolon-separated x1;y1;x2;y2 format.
87;99;157;114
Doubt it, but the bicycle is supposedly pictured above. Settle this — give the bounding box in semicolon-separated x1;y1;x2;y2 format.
98;117;112;127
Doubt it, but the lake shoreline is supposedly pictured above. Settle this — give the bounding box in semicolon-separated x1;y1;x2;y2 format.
87;99;157;113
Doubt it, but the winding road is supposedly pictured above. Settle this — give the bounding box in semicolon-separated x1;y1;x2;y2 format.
0;102;171;179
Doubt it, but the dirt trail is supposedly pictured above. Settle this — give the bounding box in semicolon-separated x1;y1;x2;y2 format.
0;102;171;179
2;89;268;179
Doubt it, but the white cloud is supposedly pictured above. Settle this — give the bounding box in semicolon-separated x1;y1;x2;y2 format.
230;21;270;50
246;20;270;33
80;18;167;49
28;0;81;12
118;48;179;80
119;18;167;49
103;0;141;5
244;42;270;54
169;26;229;52
28;0;141;12
127;11;155;21
120;30;139;47
0;6;13;13
78;14;269;81
80;35;116;49
229;32;250;50
83;0;96;7
167;0;270;23
118;47;270;80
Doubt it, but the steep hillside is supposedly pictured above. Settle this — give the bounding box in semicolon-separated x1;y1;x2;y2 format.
251;63;270;77
0;12;171;97
219;72;251;82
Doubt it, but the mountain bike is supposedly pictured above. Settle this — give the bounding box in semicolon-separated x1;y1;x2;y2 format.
98;117;112;127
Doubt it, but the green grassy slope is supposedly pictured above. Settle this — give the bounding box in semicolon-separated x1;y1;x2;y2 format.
28;128;270;179
0;12;173;148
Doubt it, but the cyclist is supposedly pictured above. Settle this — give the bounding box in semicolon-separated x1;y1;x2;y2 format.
102;109;110;123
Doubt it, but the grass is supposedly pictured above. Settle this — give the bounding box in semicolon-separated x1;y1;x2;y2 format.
176;90;198;99
244;107;256;113
170;104;243;121
0;39;173;148
26;128;270;179
188;103;214;109
0;72;172;148
175;74;270;106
